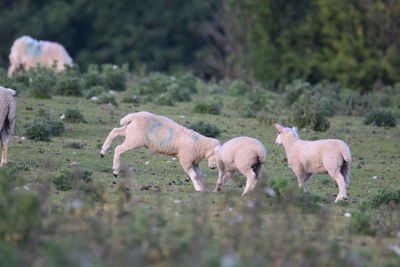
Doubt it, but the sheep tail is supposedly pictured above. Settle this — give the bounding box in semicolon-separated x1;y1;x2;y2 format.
119;113;136;126
340;145;351;178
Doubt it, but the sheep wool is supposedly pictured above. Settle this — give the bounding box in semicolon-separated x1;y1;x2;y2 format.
8;35;73;76
213;136;267;196
274;124;351;202
0;86;17;166
100;111;221;191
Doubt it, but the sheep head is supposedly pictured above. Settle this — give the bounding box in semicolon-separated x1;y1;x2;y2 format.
273;124;299;145
207;145;221;169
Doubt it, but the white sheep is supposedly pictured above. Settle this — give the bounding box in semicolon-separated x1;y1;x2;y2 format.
0;86;17;166
100;111;221;191
8;35;73;77
273;124;351;202
213;136;267;196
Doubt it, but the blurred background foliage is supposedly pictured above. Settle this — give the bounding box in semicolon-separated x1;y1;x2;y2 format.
1;0;399;91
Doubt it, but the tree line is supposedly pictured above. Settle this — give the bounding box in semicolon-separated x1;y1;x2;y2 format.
1;0;399;91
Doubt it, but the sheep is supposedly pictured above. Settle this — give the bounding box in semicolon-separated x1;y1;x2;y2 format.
213;136;267;196
0;86;17;166
8;35;73;77
100;111;221;191
273;124;351;202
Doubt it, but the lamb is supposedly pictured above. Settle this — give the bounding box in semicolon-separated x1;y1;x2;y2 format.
273;124;351;202
100;111;221;191
0;86;17;166
213;137;267;196
8;35;73;77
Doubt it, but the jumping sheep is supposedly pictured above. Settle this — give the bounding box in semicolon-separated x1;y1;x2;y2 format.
273;124;351;202
8;35;73;77
100;111;221;191
0;86;17;166
213;137;267;196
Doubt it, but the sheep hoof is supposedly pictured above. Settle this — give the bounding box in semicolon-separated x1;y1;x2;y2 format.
113;173;118;178
100;153;104;158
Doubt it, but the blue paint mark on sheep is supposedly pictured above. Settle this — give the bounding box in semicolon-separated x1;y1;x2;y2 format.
25;40;42;57
146;122;174;148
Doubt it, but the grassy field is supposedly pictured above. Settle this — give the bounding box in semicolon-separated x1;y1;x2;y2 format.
1;74;400;266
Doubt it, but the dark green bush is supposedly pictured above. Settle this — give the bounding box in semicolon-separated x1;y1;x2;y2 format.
187;121;221;138
52;167;93;191
342;91;372;116
86;85;107;99
350;207;376;236
234;88;269;118
64;142;85;149
371;190;400;208
192;99;221;115
54;76;81;96
269;178;291;198
81;64;103;89
101;64;128;91
25;112;65;141
95;94;119;107
284;80;313;106
292;93;330;131
121;95;143;104
29;67;56;99
227;80;250;96
130;72;198;104
64;109;86;123
364;109;396;127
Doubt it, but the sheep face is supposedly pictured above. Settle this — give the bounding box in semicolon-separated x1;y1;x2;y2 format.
208;145;221;169
274;124;299;145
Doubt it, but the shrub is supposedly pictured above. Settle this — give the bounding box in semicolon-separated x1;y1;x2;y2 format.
81;64;103;89
52;167;93;191
64;142;85;149
192;99;221;115
186;121;221;138
234;88;269;118
64;109;86;123
54;76;81;96
371;190;400;208
25;112;65;141
130;72;198;104
284;80;313;106
292;93;330;131
364;109;396;127
101;64;128;91
95;95;118;107
350;206;376;236
86;85;107;99
269;178;291;198
341;91;372;116
121;94;143;104
29;67;56;99
227;80;250;96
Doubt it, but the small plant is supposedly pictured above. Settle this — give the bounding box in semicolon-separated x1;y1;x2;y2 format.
101;64;128;91
64;142;85;149
269;178;291;198
350;206;376;236
227;80;250;96
28;67;56;99
187;121;221;138
364;109;396;127
96;94;118;107
284;80;313;106
86;85;107;99
371;190;400;208
192;99;221;115
25;112;65;141
64;109;86;123
292;93;330;131
52;167;93;191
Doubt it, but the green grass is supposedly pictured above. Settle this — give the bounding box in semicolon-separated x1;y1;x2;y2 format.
2;86;400;266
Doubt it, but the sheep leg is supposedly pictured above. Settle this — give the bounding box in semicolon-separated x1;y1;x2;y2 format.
7;65;17;77
328;170;348;202
112;141;137;177
100;127;126;157
0;142;7;166
214;168;226;192
242;168;257;196
293;168;311;193
181;162;206;192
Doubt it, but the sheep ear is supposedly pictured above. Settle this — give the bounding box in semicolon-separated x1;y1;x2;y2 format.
274;123;284;132
292;127;298;133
